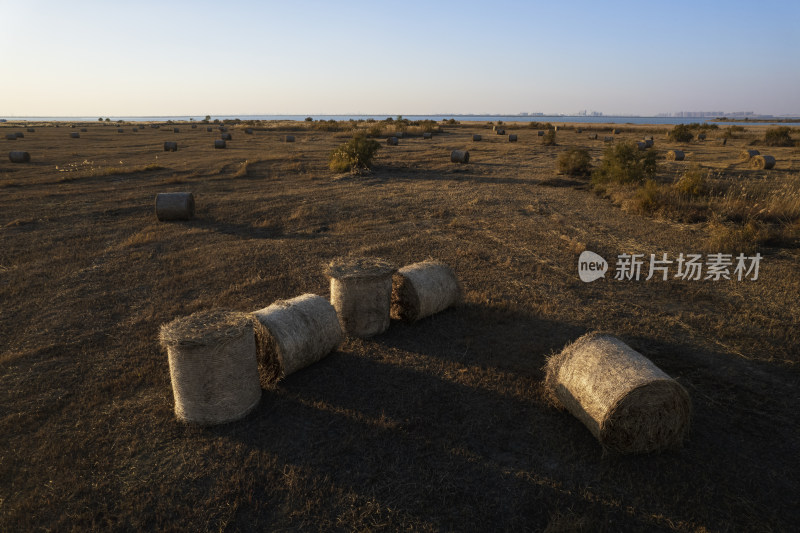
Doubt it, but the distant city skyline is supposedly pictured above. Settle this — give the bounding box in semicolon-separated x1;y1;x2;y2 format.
3;1;798;117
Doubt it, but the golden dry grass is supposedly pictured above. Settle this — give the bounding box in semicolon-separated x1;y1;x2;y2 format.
1;120;799;531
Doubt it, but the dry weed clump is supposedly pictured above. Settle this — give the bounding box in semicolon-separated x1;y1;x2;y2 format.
329;133;381;173
556;147;591;176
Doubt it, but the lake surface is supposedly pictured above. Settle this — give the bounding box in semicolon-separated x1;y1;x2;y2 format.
3;114;799;126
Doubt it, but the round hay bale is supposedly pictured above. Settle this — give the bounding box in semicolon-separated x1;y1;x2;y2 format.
155;192;195;221
14;132;23;138
423;132;433;139
644;139;654;148
603;136;614;142
327;257;396;338
173;128;180;133
284;135;295;142
132;128;138;132
589;133;598;140
253;294;343;379
391;261;462;322
739;149;759;161
717;137;727;146
5;134;16;140
496;128;506;135
245;128;254;134
219;126;227;132
697;133;706;141
70;132;81;138
450;149;469;163
538;130;545;136
508;134;518;142
636;141;647;151
191;124;197;129
751;155;776;169
394;132;405;139
80;128;88;132
160;309;263;425
163;141;178;152
8;151;31;163
666;149;685;161
472;134;482;141
221;133;232;141
27;128;35;133
544;333;691;454
118;128;124;133
214;139;226;149
576;128;583;133
387;136;399;146
206;127;213;132
611;128;620;134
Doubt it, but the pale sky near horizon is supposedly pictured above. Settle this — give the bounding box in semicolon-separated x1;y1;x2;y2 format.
3;0;799;117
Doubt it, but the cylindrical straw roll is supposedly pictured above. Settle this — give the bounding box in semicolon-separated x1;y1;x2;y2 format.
8;151;31;163
155;192;195;221
160;309;264;425
739;149;759;161
450;150;469;163
751;155;775;169
391;261;462;322
253;294;343;378
544;333;691;454
666;150;685;161
327;257;396;338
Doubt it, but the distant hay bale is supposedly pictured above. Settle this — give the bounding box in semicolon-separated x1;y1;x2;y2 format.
496;128;505;135
589;133;598;140
327;257;396;338
70;132;81;138
283;135;295;142
644;139;654;148
636;141;647;151
387;136;399;146
697;133;706;141
717;137;727;146
423;132;433;139
538;131;545;136
163;141;178;152
5;134;16;140
394;132;405;139
611;128;620;134
80;128;88;132
666;149;685;161
472;134;482;141
8;151;31;163
245;128;254;134
132;128;138;132
253;294;343;379
391;261;462;322
14;132;23;138
214;139;226;149
155;192;195;221
219;126;227;132
173;128;180;133
508;134;518;142
191;124;197;129
118;128;124;133
544;333;691;454
160;309;263;425
27;128;35;133
751;155;776;169
739;149;759;161
603;136;614;142
450;149;469;163
576;128;583;133
221;133;232;141
206;127;213;132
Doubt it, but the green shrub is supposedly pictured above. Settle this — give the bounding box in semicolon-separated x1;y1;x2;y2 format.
366;124;384;138
668;124;694;143
557;147;591;176
765;127;793;147
329;133;381;173
592;142;657;185
304;116;313;122
633;179;663;213
542;129;557;146
674;165;710;197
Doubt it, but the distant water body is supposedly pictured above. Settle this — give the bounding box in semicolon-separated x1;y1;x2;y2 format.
4;114;799;126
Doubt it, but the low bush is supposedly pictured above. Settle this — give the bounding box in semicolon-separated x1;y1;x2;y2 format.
668;124;694;143
591;142;657;185
674;165;710;197
764;127;793;147
542;129;557;146
557;147;591;176
329;133;381;173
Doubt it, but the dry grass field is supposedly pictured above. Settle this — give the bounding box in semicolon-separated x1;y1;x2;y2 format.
1;119;799;531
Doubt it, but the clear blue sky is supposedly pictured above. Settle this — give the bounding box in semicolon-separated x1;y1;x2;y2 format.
3;0;799;116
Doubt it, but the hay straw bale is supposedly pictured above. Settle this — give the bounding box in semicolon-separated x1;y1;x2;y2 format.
163;141;178;152
472;134;482;141
544;333;691;454
450;149;469;163
508;134;518;142
5;134;16;140
391;261;462;322
253;294;343;378
132;128;138;132
206;127;213;132
697;133;706;141
160;309;263;425
538;131;545;136
8;151;31;163
155;192;194;221
27;128;35;133
751;155;776;169
644;139;654;148
394;132;405;138
387;136;399;146
739;149;759;161
80;128;88;132
214;139;226;149
173;128;180;133
284;135;295;142
496;128;506;135
221;133;232;141
14;132;23;138
603;136;614;142
118;128;124;133
70;132;80;138
423;132;433;139
245;128;254;134
589;133;598;140
576;128;583;133
327;257;396;338
636;142;647;150
666;149;685;161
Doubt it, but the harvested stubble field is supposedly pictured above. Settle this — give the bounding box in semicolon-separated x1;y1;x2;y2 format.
1;120;799;532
